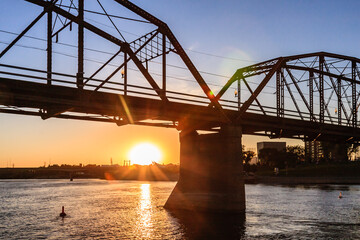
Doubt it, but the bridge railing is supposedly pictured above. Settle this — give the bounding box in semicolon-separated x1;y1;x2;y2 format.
0;62;213;106
0;54;357;129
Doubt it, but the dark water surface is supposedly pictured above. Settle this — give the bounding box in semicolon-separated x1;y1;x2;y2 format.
0;180;359;239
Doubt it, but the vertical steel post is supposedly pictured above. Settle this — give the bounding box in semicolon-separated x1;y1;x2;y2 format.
352;61;357;127
47;6;52;85
276;69;284;117
309;71;314;121
237;78;241;111
162;33;166;98
77;0;84;89
319;56;324;123
124;52;127;95
280;68;284;117
337;77;341;125
276;70;280;117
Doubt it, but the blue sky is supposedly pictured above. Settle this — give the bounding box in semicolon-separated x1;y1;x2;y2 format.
134;0;360;60
0;0;360;167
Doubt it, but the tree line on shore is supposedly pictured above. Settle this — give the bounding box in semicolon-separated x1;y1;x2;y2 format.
244;143;360;173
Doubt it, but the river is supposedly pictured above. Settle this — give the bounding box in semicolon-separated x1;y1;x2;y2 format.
0;179;359;239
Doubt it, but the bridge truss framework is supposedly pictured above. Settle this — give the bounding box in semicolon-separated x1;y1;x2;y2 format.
0;0;360;143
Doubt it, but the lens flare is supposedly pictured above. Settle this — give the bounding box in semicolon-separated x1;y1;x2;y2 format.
128;143;162;165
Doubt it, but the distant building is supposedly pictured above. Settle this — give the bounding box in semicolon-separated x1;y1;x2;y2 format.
257;142;286;153
305;141;348;162
305;141;323;163
257;142;286;163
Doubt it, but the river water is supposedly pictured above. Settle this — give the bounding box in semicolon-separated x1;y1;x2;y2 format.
0;179;359;239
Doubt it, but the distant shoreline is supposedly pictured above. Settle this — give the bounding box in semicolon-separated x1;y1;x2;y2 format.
253;176;360;185
0;165;179;181
1;166;360;185
1;175;360;185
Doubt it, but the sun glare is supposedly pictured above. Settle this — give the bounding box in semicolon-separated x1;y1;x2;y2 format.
128;143;162;165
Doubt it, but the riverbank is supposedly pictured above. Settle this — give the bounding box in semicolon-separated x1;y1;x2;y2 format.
249;162;360;184
0;164;179;181
2;163;360;185
254;176;360;185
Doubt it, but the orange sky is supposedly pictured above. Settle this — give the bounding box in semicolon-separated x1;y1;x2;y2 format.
1;115;178;167
0;114;302;167
0;115;180;167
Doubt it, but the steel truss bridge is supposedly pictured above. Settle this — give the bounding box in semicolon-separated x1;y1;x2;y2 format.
1;0;360;143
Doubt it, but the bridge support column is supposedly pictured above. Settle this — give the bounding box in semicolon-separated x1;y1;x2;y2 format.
165;126;245;213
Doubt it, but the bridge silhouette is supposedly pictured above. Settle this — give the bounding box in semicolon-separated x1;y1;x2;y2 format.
1;0;360;212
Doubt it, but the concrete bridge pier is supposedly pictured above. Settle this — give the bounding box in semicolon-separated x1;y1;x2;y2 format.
164;125;245;213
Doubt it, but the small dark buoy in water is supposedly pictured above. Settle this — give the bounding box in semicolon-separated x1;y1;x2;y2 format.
339;192;343;199
60;206;66;217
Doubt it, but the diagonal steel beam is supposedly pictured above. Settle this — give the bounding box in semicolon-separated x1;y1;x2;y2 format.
126;43;167;102
212;67;275;112
94;30;159;91
338;78;342;125
312;60;334;124
0;10;46;58
51;21;71;38
213;64;277;106
97;0;125;41
25;0;168;102
341;82;353;111
213;70;241;103
280;71;304;120
325;89;335;117
285;68;317;122
237;58;283;118
84;48;122;85
113;0;166;29
94;57;127;92
286;65;360;84
113;0;230;122
313;76;334;124
323;61;350;124
242;77;266;115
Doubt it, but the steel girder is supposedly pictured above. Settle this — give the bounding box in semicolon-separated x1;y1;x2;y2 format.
215;52;360;140
1;0;229;123
1;2;360;143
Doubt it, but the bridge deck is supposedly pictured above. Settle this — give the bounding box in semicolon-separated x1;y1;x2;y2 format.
1;77;359;142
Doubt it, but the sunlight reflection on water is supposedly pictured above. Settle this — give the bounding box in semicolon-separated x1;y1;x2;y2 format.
137;183;153;238
0;180;359;239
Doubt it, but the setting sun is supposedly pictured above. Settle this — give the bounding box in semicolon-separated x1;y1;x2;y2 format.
128;143;162;165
